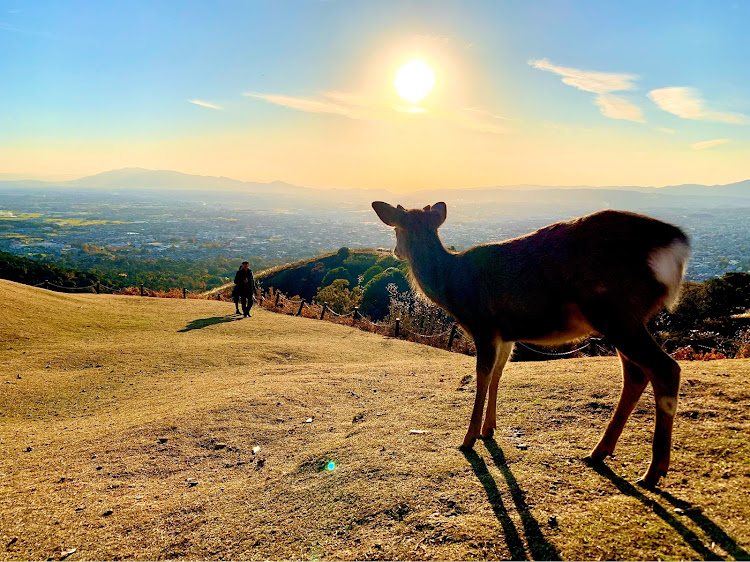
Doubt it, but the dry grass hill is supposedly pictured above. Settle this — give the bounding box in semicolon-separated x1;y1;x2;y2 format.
1;279;749;561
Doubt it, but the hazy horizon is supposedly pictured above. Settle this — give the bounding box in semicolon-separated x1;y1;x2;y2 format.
2;1;750;190
3;166;750;193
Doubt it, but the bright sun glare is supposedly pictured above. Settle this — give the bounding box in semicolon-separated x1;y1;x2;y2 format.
394;60;435;105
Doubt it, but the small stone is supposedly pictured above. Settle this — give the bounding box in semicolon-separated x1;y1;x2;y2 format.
409;430;429;434
214;442;227;450
16;374;21;379
157;437;168;444
102;509;113;517
186;478;198;487
252;446;261;455
255;458;265;470
304;417;313;423
548;515;558;527
674;507;685;515
75;505;85;511
7;536;17;547
517;443;529;450
24;446;33;452
95;466;103;471
60;548;76;559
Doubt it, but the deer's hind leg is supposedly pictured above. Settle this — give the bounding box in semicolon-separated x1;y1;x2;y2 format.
587;317;680;487
481;341;515;438
586;351;649;463
460;337;500;450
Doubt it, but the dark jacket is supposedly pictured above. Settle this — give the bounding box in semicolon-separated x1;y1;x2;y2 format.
234;268;255;295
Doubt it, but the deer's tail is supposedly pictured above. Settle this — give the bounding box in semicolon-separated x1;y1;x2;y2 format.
648;237;690;312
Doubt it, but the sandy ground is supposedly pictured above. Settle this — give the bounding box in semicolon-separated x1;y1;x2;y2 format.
1;280;749;560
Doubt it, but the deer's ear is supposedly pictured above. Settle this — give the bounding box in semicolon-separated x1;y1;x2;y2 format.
372;201;403;227
430;202;447;227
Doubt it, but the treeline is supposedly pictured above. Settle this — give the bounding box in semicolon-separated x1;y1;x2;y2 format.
653;272;750;356
0;250;100;288
7;252;283;292
84;256;282;291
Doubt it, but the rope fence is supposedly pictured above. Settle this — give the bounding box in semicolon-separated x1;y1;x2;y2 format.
254;286;620;359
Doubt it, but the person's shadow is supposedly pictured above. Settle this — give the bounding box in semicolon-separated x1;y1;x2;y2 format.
589;462;750;561
462;438;561;560
178;314;244;332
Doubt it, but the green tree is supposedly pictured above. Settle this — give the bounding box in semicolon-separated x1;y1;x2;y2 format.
360;268;410;320
362;265;384;286
321;267;350;288
314;279;362;314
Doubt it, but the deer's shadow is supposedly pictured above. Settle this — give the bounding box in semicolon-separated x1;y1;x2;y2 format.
590;462;749;561
178;314;244;332
462;438;561;561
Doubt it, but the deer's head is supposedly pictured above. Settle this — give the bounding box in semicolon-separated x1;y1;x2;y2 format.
372;201;447;260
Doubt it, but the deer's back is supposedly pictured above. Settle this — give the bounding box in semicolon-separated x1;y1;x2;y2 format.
452;210;687;341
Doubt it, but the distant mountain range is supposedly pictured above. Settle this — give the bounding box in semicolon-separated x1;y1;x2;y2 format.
2;168;749;215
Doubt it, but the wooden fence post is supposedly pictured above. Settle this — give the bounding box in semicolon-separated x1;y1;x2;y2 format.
395;318;400;338
588;338;597;357
320;302;328;320
296;299;305;316
183;288;187;299
95;282;100;294
447;324;458;351
353;306;359;320
140;283;144;297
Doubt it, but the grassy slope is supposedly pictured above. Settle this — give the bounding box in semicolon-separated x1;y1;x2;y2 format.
1;279;748;561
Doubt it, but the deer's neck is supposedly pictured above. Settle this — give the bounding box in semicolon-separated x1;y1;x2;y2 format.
405;232;459;308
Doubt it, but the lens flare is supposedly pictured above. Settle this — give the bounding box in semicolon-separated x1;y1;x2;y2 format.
326;461;336;471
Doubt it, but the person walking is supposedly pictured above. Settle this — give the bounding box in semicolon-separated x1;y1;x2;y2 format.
234;261;255;317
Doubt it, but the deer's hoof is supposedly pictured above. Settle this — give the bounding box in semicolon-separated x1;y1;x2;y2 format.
480;427;495;439
459;438;476;451
637;468;666;489
582;455;601;466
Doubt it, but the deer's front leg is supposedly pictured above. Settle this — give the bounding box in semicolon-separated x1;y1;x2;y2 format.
460;340;498;450
481;341;514;438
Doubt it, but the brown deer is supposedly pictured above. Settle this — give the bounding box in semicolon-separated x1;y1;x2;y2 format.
372;201;689;487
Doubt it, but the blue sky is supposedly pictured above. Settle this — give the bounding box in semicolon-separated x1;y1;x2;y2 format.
1;0;749;189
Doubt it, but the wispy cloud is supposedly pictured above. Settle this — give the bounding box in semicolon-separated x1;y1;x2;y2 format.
656;127;676;134
529;58;644;123
595;94;645;123
188;99;222;110
246;91;513;134
530;58;639;94
648;87;750;124
690;138;730;150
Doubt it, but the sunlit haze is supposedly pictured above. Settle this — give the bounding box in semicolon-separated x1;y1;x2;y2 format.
2;1;749;191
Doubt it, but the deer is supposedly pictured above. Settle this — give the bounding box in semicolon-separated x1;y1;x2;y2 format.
372;201;690;487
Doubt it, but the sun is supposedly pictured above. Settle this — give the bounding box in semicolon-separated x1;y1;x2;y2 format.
394;59;435;105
